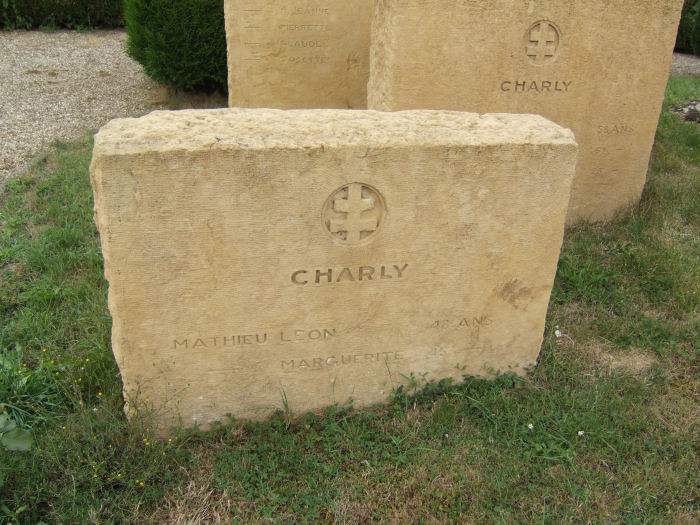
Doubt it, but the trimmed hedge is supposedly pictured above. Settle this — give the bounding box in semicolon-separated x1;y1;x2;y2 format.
0;0;124;29
675;0;700;55
125;0;227;93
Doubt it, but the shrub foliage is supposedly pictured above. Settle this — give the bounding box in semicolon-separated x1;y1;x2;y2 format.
675;0;700;55
124;0;227;93
0;0;124;29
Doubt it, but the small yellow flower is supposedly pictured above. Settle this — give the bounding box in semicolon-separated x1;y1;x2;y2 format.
98;392;102;397
117;473;121;478
62;426;66;430
86;358;90;362
42;348;47;352
50;360;54;364
139;482;144;486
93;474;97;478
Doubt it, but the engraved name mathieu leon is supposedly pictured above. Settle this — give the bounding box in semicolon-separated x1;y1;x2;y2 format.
291;264;409;285
173;328;337;349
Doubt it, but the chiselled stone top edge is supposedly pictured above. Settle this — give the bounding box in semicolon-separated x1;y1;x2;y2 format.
93;109;576;154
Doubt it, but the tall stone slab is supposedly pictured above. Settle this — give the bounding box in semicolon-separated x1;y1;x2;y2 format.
225;1;371;109
90;108;577;431
368;0;684;224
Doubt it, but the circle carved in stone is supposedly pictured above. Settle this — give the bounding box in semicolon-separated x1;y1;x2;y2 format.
525;20;561;65
322;183;386;245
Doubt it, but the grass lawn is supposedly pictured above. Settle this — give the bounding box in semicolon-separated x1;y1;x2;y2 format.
0;77;698;524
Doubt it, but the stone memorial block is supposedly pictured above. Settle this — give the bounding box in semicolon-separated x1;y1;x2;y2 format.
225;0;371;109
368;0;684;224
90;108;577;431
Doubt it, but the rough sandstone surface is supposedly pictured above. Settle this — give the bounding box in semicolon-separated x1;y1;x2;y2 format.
90;108;577;431
225;1;371;109
368;0;684;224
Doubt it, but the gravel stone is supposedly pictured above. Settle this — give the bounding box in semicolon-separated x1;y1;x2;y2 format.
670;52;700;77
0;29;166;191
671;99;700;123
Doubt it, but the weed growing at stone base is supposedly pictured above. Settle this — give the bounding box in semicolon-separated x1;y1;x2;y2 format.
0;78;698;523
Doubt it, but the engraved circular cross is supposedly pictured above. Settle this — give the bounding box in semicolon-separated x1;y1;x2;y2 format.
322;183;386;245
525;20;561;65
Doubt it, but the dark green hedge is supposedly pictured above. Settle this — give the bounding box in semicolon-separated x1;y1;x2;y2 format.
0;0;124;29
675;0;700;55
124;0;227;93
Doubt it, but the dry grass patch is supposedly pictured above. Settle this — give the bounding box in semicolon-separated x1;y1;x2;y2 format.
332;496;374;525
650;370;700;436
608;350;659;376
578;485;623;523
152;480;235;525
656;214;700;248
674;511;700;525
341;458;483;524
578;341;659;376
148;450;236;525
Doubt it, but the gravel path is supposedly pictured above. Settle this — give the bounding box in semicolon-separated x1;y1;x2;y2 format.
670;52;700;76
0;30;166;190
1;30;699;193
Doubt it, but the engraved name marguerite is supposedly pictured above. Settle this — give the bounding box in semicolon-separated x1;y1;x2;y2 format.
525;20;561;65
322;182;386;244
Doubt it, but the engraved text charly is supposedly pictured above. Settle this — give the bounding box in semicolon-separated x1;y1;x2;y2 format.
291;264;409;285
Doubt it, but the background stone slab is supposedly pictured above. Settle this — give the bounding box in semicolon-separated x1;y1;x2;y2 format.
368;0;684;224
225;1;371;109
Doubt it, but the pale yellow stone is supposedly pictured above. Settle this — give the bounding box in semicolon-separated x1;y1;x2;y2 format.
225;0;371;109
90;108;577;432
368;0;684;224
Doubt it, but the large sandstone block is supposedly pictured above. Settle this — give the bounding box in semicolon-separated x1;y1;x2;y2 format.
368;0;683;224
90;108;577;431
225;1;371;109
